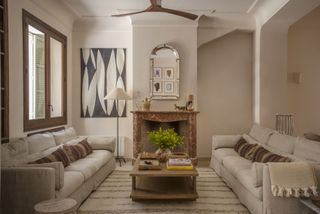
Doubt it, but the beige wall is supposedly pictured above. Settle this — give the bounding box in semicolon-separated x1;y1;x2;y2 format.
287;6;320;136
198;31;253;157
72;19;133;158
8;0;75;137
259;23;289;129
132;26;198;110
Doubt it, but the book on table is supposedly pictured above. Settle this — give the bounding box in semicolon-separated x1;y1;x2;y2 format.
166;158;193;170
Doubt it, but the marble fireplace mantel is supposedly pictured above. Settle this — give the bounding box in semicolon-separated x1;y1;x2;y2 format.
131;111;199;159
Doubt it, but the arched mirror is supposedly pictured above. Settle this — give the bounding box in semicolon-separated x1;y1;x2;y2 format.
150;44;180;100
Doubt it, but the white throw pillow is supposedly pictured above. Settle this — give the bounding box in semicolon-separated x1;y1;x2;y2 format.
267;133;296;154
249;124;275;145
87;136;116;152
27;133;56;154
52;127;77;145
242;134;259;145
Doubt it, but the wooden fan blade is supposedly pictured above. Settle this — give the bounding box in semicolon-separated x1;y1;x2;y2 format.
160;7;198;20
112;9;148;17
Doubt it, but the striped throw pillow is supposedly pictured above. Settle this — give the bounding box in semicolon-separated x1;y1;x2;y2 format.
252;146;291;163
32;148;70;167
234;138;259;160
63;139;93;162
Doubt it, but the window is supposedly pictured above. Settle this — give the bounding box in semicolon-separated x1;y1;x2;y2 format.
23;10;67;131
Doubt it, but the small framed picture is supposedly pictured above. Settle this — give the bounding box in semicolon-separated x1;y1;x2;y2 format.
164;81;174;94
164;68;174;80
153;81;162;94
153;67;162;79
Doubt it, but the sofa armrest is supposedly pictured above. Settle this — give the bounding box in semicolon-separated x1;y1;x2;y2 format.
212;135;241;150
87;136;116;152
262;165;309;214
1;167;56;214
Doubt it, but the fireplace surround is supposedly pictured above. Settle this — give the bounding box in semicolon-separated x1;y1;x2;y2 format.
131;111;199;159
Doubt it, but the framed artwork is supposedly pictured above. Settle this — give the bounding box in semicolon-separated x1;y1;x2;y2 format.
164;81;174;93
80;48;127;118
153;67;162;79
164;68;174;80
152;81;162;94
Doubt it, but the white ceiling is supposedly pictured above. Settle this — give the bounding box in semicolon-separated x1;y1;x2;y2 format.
63;0;259;18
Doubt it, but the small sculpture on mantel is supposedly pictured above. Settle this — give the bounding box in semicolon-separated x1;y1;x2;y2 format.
186;94;194;111
142;97;151;111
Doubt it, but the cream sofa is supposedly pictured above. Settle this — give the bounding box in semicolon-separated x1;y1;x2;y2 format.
1;127;116;214
210;125;320;214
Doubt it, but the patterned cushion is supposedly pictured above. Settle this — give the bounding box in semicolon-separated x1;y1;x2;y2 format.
63;139;93;162
32;148;70;167
253;146;291;163
234;138;259;161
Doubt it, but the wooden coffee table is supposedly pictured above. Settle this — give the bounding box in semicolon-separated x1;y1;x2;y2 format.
130;155;199;200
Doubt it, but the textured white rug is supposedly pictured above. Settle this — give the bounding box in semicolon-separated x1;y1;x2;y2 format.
79;167;249;214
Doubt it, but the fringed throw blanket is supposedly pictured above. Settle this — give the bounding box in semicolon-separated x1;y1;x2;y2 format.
269;162;318;197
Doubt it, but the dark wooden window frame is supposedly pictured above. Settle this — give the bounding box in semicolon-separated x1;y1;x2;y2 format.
23;10;67;131
1;0;9;143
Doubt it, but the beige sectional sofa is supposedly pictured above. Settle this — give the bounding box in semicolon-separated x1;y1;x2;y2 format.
1;127;116;214
210;125;320;214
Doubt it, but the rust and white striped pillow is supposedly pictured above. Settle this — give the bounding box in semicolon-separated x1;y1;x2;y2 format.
32;148;70;167
234;138;259;160
63;139;93;162
252;146;291;163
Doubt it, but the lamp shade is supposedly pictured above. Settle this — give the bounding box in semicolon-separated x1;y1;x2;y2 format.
104;88;131;100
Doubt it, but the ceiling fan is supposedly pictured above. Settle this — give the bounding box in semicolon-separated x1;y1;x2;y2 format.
112;0;199;20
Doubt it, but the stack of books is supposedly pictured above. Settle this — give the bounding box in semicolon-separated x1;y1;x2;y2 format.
166;158;193;170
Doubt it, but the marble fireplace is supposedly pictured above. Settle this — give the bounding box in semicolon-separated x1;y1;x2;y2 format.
131;111;199;159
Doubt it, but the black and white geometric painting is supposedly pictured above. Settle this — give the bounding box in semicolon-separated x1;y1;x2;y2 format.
80;48;127;118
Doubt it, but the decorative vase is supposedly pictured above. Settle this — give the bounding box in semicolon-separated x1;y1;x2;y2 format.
155;148;172;162
142;97;151;111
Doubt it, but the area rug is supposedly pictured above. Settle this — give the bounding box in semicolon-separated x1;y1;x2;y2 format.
78;167;249;214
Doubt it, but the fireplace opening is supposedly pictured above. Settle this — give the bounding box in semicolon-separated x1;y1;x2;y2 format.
141;120;188;154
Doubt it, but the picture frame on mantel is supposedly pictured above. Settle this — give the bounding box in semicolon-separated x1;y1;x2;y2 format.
149;44;180;100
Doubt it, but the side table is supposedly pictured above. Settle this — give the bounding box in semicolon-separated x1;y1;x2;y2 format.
34;198;77;214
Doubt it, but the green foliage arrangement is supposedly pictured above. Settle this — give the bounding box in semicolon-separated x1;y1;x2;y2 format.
148;128;184;150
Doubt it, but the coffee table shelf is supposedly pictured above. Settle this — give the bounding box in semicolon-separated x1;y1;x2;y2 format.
130;155;198;201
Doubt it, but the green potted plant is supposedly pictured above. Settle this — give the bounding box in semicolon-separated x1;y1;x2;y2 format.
148;128;184;160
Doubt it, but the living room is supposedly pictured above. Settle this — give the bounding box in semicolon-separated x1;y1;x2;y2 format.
1;0;320;213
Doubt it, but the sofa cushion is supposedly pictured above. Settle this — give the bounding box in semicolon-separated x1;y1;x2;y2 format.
26;162;64;190
249;124;274;145
32;148;70;167
55;171;84;198
212;148;238;164
85;150;113;169
253;146;290;163
234;138;259;161
64;158;98;180
27;133;56;154
212;135;242;150
87;136;116;152
251;162;265;187
294;137;320;162
222;156;252;177
1;138;28;161
237;169;263;200
243;134;259;145
267;133;296;154
52;127;77;145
